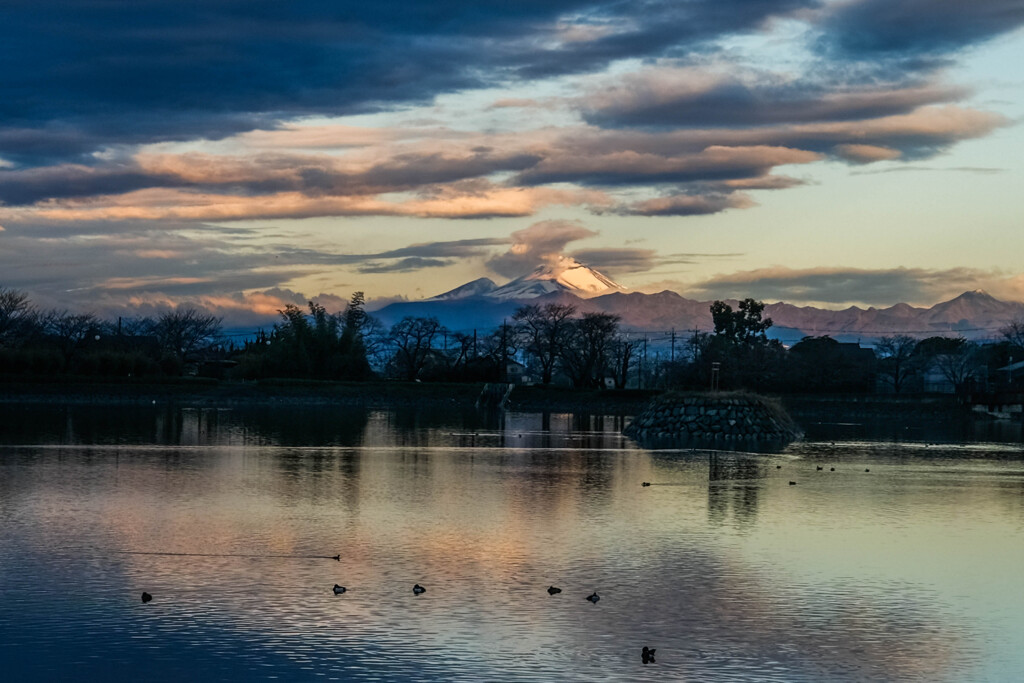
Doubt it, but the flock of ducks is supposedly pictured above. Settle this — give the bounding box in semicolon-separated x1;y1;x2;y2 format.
137;454;883;663
140;582;656;662
321;583;597;601
779;463;871;485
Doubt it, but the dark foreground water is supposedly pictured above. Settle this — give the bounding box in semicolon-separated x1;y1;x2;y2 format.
1;404;1023;682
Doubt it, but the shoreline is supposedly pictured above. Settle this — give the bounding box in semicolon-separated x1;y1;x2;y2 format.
0;378;659;414
0;378;976;419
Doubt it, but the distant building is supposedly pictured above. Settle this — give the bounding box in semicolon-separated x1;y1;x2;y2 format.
995;359;1024;389
505;359;531;385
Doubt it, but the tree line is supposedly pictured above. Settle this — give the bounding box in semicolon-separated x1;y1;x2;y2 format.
3;285;1024;394
0;287;222;377
661;298;1022;395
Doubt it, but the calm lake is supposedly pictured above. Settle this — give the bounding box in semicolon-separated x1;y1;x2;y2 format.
1;403;1022;682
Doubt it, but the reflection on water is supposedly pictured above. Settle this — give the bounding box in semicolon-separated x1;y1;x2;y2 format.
0;404;1022;681
794;410;1024;446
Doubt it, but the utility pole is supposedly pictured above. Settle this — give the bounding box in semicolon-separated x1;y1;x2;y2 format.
500;319;508;382
641;334;648;389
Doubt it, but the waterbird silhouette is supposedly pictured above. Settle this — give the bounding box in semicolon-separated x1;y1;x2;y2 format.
816;466;823;471
548;586;562;595
141;592;152;603
789;481;797;485
642;646;656;663
865;468;870;473
642;482;651;487
830;467;835;471
586;592;600;603
332;555;340;561
413;584;426;595
776;465;782;469
333;585;346;595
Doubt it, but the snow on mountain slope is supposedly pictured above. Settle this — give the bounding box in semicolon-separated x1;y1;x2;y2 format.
427;277;498;301
375;261;1024;340
924;289;1011;324
488;256;622;300
372;286;1023;339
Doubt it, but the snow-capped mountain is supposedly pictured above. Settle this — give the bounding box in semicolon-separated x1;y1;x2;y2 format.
923;289;1010;325
373;260;1024;340
482;257;622;300
428;277;498;301
375;279;1024;341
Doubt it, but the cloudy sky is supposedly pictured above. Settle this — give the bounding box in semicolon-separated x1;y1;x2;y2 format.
2;0;1023;325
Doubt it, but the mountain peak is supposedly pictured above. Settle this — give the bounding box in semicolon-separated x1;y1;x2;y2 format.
418;258;622;303
488;256;622;300
372;283;1024;338
925;289;1015;326
939;289;1001;306
427;277;497;301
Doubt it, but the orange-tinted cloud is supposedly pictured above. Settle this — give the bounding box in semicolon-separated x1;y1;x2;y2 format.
834;144;902;163
12;185;610;222
0;98;1005;228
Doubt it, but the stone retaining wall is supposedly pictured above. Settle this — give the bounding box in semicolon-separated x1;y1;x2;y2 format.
624;392;802;446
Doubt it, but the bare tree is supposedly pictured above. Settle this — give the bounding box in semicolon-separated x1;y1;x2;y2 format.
513;303;576;385
445;331;479;372
918;336;983;394
478;322;518;381
360;315;391;372
1000;318;1024;351
388;316;444;380
151;308;223;360
0;287;39;347
607;334;639;389
933;344;982;394
45;311;98;363
560;312;620;388
875;335;918;394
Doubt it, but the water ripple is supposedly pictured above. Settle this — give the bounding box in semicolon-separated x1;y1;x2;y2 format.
0;406;1021;680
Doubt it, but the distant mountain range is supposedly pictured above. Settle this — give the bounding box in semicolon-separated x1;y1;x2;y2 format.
374;260;1024;344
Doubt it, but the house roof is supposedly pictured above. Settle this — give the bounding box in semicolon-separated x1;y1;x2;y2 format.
996;359;1024;373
